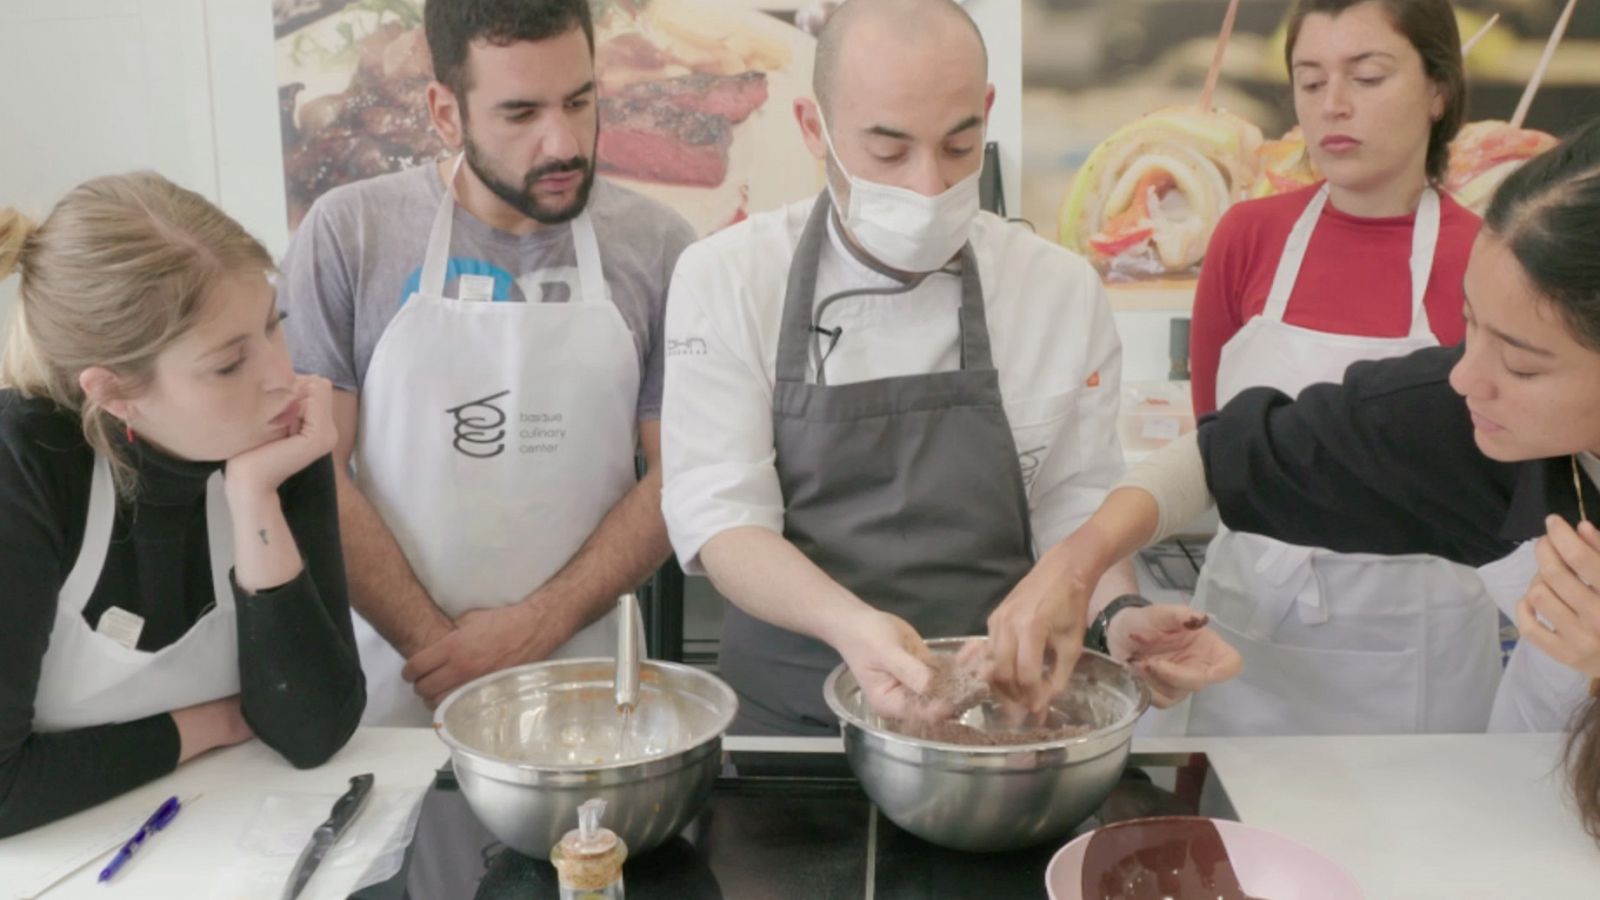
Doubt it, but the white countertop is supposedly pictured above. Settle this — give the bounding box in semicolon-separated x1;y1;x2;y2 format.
5;730;1594;899
1162;733;1599;900
726;733;1600;899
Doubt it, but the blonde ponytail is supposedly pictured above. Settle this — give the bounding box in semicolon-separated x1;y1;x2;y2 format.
1;208;47;392
0;207;37;282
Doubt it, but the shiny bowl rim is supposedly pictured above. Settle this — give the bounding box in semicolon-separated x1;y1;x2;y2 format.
822;638;1150;755
432;656;739;774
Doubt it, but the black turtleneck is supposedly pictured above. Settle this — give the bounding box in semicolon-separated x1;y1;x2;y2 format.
0;390;364;837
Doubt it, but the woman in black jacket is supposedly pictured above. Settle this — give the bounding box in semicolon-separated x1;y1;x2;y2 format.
0;172;364;836
983;116;1600;840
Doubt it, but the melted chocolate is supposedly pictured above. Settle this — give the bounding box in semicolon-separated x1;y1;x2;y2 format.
1081;817;1265;900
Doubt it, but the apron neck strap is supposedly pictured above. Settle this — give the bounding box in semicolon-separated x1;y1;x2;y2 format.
775;193;833;383
1260;184;1328;322
953;243;991;371
1261;184;1440;340
419;155;466;300
205;471;235;611
568;208;606;306
1405;187;1441;340
57;455;236;616
56;454;117;614
774;192;993;385
419;155;605;304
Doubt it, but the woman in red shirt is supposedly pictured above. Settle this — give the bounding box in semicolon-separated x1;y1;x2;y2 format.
1168;0;1502;737
1190;1;1480;417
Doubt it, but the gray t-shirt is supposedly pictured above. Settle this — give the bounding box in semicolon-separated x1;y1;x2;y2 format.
277;165;696;420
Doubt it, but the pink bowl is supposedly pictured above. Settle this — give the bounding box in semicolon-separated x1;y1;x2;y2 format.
1045;816;1364;900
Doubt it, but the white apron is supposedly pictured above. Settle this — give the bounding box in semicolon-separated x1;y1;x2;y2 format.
1156;185;1502;736
352;157;642;725
33;454;240;731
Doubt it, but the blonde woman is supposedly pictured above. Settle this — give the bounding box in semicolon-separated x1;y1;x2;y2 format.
0;173;363;837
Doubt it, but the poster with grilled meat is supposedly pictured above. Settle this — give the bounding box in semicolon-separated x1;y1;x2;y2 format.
273;0;823;235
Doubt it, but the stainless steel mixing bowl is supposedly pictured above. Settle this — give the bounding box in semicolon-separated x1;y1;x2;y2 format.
823;639;1150;852
434;658;738;859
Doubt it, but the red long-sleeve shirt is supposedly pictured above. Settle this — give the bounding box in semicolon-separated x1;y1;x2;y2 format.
1189;184;1481;416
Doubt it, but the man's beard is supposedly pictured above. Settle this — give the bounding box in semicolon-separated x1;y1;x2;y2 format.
462;134;596;226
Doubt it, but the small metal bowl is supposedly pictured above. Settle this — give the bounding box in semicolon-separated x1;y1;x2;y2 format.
823;638;1149;852
434;658;738;859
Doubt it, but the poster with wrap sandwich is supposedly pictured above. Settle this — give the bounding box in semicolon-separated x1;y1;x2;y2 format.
1022;0;1600;305
272;0;830;237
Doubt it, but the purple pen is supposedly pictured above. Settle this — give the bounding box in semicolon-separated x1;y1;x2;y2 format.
98;795;182;884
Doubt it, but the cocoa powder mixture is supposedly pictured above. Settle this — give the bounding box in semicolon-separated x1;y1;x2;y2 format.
922;653;990;711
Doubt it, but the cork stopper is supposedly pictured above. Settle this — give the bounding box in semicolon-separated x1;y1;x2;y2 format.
553;799;626;890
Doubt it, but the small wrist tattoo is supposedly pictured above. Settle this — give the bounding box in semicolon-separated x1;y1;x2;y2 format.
258;529;269;546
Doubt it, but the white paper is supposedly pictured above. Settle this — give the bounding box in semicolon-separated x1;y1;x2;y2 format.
208;785;427;900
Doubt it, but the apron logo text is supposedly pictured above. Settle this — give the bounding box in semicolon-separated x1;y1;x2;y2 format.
1018;445;1046;490
668;337;709;357
519;411;567;455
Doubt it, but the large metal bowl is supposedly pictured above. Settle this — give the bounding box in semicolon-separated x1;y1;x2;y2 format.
434;658;738;859
823;639;1149;852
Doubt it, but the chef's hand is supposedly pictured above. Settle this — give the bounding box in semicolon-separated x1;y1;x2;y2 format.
403;603;567;708
833;608;954;723
984;561;1093;719
1107;605;1242;707
1517;516;1600;680
224;375;337;501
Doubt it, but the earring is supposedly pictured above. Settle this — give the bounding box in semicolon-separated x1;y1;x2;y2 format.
124;423;134;443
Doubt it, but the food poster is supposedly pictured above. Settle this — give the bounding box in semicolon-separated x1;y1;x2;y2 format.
273;0;827;236
1020;0;1600;302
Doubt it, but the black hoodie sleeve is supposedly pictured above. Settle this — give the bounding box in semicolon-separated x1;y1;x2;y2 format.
1199;345;1521;567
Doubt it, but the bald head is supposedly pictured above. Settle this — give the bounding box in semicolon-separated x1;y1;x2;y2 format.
812;0;988;117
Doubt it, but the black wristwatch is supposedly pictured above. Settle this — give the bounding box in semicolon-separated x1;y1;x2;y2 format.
1086;594;1152;655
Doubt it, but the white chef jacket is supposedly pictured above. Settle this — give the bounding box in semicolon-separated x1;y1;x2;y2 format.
661;199;1125;574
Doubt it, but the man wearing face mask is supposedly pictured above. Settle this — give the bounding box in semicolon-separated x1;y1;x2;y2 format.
661;0;1240;736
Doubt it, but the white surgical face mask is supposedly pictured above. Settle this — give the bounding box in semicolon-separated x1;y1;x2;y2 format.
819;114;982;273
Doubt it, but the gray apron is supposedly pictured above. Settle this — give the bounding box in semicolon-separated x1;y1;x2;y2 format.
718;193;1037;736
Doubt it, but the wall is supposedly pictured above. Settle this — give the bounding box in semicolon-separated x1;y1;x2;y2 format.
2;1;1043;345
0;0;281;326
0;1;1175;381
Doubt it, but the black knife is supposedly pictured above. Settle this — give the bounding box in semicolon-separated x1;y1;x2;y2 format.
280;773;375;900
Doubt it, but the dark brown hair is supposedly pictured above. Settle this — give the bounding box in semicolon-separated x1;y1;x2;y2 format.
1285;0;1466;183
1483;115;1600;842
425;0;594;104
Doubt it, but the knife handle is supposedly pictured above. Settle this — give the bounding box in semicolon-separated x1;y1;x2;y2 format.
326;773;375;837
